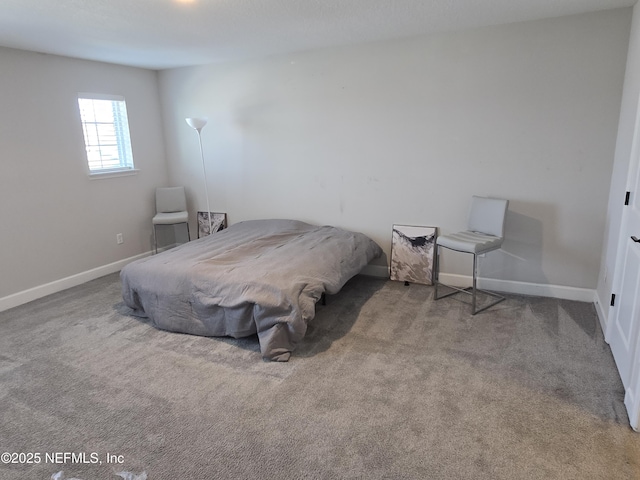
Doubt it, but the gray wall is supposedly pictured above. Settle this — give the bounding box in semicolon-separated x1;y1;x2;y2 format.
0;8;632;307
0;48;168;299
159;9;631;293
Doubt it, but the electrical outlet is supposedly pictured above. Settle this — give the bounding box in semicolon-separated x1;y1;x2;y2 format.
116;233;124;244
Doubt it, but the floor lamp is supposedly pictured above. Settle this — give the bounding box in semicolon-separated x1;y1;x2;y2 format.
185;117;212;235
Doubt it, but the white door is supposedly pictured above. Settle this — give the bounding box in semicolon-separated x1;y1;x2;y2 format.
607;105;640;431
619;243;640;430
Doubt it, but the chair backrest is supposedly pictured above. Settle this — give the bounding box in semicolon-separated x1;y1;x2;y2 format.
156;186;187;213
467;196;509;237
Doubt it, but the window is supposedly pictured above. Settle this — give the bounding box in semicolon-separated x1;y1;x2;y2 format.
78;94;135;175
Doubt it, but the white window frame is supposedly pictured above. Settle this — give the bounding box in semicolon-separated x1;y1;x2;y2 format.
78;93;137;178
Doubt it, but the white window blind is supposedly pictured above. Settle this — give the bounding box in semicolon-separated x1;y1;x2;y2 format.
78;94;134;174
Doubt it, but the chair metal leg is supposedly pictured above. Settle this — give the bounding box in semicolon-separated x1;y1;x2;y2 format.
472;253;477;314
153;225;158;254
434;243;465;302
434;243;460;301
434;243;439;298
470;252;506;315
154;222;190;254
434;246;506;314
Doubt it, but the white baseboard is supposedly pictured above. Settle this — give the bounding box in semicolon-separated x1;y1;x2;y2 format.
361;268;595;302
360;264;390;278
438;273;596;302
0;252;152;313
2;258;597;314
593;291;610;340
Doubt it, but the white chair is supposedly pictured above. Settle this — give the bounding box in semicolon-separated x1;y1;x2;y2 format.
434;196;509;314
152;186;190;253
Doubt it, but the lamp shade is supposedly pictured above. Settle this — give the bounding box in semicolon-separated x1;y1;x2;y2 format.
185;117;208;132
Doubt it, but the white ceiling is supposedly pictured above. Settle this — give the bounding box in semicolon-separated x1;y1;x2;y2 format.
0;0;635;70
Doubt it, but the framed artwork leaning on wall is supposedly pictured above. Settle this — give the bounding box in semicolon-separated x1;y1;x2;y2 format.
197;212;227;238
390;224;436;285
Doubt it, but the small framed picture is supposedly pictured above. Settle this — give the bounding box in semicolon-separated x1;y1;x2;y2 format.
390;224;437;285
197;212;227;238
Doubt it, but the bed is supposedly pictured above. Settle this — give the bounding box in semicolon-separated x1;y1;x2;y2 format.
120;219;382;361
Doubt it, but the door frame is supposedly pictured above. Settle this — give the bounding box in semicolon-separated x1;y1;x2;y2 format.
607;89;640;432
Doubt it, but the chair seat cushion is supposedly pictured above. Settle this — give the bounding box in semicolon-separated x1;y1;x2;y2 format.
153;211;188;225
436;230;503;254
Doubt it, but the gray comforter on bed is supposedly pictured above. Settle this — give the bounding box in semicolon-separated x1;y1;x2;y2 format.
120;219;382;361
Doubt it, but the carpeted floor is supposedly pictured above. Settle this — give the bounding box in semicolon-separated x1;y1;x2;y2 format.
0;273;638;479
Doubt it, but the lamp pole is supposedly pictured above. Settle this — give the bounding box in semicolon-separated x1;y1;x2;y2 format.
185;117;212;235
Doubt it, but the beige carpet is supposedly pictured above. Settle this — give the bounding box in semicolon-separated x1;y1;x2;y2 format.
0;273;638;479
